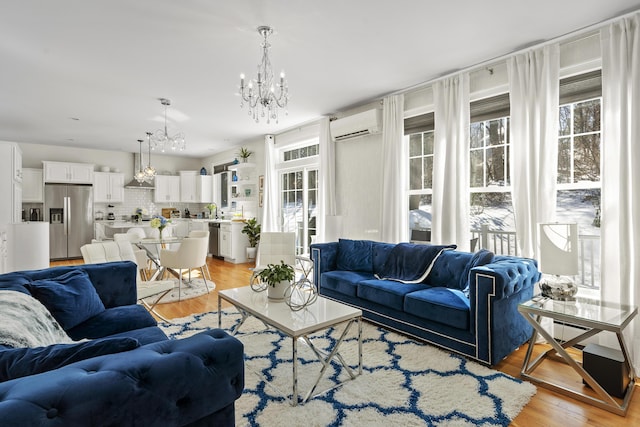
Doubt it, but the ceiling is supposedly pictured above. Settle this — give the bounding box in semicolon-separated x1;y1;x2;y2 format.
2;1;639;158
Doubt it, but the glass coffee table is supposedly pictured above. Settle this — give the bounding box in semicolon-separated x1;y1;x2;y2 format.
518;295;637;415
218;286;363;406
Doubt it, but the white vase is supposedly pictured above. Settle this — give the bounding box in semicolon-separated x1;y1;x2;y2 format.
246;247;257;260
267;281;290;301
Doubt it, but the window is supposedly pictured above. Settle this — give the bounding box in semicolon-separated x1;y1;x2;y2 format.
556;70;602;290
469;94;515;253
406;112;434;240
277;139;319;255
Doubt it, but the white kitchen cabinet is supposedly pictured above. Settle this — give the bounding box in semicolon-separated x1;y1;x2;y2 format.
179;171;197;202
0;142;23;224
43;161;94;184
228;162;257;219
12;145;23;183
22;168;43;203
154;175;180;203
197;175;213;203
219;221;249;263
219;223;231;258
93;172;124;203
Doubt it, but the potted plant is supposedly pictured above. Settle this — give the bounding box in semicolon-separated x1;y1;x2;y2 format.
257;260;295;300
241;217;261;260
238;146;253;163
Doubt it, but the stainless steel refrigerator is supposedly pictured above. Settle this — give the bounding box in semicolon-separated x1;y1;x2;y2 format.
45;184;93;260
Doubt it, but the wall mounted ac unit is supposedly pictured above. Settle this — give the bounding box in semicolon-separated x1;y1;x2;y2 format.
330;109;382;141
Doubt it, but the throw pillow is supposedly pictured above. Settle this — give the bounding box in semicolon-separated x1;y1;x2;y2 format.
0;337;140;382
27;270;106;331
460;249;495;295
336;239;374;272
376;243;457;284
0;290;73;348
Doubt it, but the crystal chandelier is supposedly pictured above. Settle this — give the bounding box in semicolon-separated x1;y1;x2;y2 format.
239;25;289;124
151;98;185;152
134;139;147;183
144;131;156;181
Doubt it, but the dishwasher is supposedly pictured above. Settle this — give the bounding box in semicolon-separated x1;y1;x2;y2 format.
209;222;221;258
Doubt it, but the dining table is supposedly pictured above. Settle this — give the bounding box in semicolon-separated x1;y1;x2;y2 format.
135;236;184;281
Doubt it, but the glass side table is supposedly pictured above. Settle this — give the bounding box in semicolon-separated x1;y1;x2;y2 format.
518;295;637;415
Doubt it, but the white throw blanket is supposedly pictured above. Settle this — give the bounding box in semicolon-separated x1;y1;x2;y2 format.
0;290;73;348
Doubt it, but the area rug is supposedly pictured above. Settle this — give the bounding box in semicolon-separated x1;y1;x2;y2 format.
143;278;214;304
160;310;536;427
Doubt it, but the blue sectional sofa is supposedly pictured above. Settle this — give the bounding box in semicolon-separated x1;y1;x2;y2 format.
0;261;244;427
311;239;540;366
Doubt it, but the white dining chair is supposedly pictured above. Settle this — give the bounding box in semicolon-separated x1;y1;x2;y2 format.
159;233;212;300
113;233;151;280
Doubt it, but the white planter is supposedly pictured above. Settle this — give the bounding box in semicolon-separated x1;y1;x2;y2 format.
246;247;257;260
267;280;290;301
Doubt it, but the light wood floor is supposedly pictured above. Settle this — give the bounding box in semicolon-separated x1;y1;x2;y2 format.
52;257;639;426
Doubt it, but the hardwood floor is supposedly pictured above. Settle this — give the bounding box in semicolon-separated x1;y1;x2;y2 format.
51;257;639;426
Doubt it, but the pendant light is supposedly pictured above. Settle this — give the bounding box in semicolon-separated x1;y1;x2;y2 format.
144;131;156;181
134;139;146;183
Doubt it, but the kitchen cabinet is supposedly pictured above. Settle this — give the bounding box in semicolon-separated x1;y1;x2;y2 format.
93;172;124;203
179;172;213;203
43;161;94;184
154;175;180;203
22;168;43;203
179;171;197;202
219;221;249;263
0;142;23;223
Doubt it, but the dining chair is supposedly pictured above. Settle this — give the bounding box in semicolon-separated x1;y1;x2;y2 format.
113;233;151;280
159;233;212;301
80;240;174;322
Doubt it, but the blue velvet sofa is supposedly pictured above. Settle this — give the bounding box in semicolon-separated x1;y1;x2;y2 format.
311;239;540;366
0;261;244;427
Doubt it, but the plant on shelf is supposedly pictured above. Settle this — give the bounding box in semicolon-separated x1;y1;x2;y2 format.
238;146;253;162
241;217;261;260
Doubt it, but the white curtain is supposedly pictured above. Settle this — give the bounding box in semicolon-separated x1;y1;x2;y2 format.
600;14;640;369
381;94;407;243
318;117;337;242
432;75;471;250
507;45;560;258
261;135;280;232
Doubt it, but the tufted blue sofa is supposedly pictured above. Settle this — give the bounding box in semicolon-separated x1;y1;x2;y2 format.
0;261;244;427
311;239;540;366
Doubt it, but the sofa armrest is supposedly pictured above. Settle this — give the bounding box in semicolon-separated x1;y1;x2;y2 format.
0;330;244;427
470;256;540;301
310;242;338;287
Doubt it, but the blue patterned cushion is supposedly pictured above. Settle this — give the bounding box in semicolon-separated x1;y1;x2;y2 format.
27;270;105;330
336;239;374;272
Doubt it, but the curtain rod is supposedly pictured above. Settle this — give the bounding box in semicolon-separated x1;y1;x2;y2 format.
390;8;640;96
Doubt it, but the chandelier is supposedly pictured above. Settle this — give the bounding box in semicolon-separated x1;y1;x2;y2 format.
239;25;289;124
134;139;147;183
144;131;156;181
151;98;185;152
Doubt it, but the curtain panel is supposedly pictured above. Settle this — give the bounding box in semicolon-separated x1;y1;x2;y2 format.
381;94;407;243
600;13;640;369
432;75;471;250
507;45;560;259
318;117;338;242
261;135;280;232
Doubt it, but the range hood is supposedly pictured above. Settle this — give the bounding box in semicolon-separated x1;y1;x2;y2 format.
125;152;155;189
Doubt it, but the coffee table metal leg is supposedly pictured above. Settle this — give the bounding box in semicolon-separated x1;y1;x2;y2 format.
292;337;298;406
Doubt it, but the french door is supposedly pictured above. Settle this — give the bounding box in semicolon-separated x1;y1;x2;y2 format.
280;168;318;255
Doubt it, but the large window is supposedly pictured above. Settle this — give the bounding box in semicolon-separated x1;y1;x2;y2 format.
406;113;435;240
556;70;602;290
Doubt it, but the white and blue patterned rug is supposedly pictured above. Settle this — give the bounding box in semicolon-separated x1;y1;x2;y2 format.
160;309;536;427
